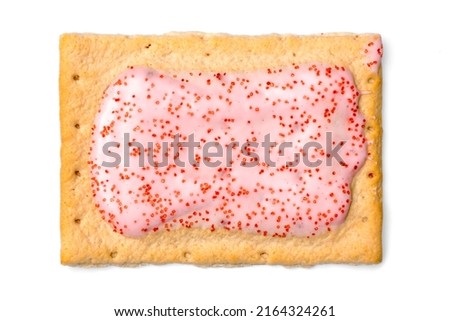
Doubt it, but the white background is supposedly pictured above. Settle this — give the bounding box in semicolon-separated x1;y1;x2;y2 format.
1;0;449;320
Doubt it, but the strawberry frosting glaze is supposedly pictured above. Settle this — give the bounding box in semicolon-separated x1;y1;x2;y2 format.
89;64;367;238
364;37;383;72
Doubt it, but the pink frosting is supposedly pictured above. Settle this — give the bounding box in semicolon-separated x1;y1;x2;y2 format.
364;36;383;72
89;64;367;238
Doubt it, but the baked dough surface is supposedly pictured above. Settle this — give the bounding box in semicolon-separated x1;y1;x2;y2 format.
60;33;382;265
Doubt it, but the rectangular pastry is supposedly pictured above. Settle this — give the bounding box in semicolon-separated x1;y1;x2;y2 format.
60;33;382;265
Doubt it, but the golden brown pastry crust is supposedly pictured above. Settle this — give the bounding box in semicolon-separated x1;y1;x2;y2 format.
60;33;382;265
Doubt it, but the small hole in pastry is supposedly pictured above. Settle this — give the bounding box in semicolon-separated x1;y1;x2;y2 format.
260;252;268;260
74;218;81;224
368;173;374;178
183;252;191;259
74;170;81;177
110;251;118;258
74;123;80;129
72;74;80;81
367;77;375;84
